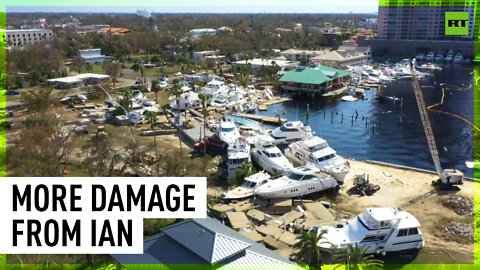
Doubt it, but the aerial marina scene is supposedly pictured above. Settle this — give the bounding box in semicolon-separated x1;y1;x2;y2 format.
1;0;478;268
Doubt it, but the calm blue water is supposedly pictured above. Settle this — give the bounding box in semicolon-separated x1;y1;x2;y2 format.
260;64;474;178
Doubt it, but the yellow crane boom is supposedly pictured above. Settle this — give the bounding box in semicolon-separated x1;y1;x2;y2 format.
410;61;442;178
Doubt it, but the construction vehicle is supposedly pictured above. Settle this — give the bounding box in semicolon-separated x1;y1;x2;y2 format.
410;61;463;188
96;126;108;137
349;173;380;196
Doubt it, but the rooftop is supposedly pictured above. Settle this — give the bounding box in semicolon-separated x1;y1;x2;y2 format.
279;65;350;85
112;218;302;268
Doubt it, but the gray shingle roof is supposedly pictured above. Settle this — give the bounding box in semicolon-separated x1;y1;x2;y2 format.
112;218;304;269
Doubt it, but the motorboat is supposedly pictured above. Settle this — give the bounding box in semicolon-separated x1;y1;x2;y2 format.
227;138;251;178
445;50;454;62
251;135;294;176
425;51;435;62
254;165;338;199
222;171;271;200
453;52;464;63
341;95;357;102
434;53;444;62
169;92;202;110
415;54;425;61
317;208;424;255
270;121;313;146
218;118;240;145
211;96;229;107
284;136;349;183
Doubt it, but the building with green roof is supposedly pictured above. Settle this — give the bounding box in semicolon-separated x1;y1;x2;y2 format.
279;65;351;94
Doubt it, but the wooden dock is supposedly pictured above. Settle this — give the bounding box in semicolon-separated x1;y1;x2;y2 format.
233;113;286;125
258;97;291;111
322;86;347;97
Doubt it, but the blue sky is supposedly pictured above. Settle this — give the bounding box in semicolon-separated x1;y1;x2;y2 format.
6;0;379;14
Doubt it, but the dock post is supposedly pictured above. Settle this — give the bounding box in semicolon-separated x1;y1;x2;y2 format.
306;104;310;124
400;98;403;111
355;110;358;120
351;115;354;126
372;123;375;133
341;113;344;123
365;117;368;128
331;111;334;123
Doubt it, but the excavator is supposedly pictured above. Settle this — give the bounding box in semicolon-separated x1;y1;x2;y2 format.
410;60;463;188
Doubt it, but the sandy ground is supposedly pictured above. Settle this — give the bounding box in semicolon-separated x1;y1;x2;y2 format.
334;159;475;257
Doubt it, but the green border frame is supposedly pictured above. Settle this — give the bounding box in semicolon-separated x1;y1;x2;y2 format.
0;0;478;269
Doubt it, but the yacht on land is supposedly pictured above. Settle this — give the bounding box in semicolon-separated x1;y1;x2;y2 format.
218;118;240;145
284;136;349;183
251;135;294;176
223;171;271;200
169;92;202;110
317;208;424;255
453;52;464;63
270;121;313;145
227;138;251;178
254;165;338;199
425;51;435;62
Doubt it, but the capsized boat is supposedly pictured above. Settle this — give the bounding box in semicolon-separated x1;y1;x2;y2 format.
223;171;271;200
317;208;424;255
218;118;240;145
270;121;313;145
254;165;338;199
251;135;294;176
284;136;349;183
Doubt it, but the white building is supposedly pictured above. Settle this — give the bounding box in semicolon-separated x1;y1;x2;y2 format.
234;58;299;74
137;9;152;18
46;73;110;89
188;28;217;39
1;29;54;48
192;50;225;66
280;49;328;63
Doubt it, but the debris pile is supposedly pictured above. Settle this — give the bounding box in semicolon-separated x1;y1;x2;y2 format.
444;195;474;216
441;222;474;243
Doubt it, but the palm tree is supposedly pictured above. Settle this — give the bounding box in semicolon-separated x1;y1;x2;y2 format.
151;79;161;101
145;111;159;176
169;82;184;174
331;244;384;270
292;230;330;270
198;93;212;173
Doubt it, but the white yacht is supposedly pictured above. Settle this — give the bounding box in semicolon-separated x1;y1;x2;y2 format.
284;136;349;183
254;165;338;199
169;92;202;110
434;53;444;62
425;51;435;62
223;171;271;200
445;50;454;62
317;208;424;255
227;138;251;178
251;135;294;176
218;118;240;145
453;52;464;63
270;121;313;145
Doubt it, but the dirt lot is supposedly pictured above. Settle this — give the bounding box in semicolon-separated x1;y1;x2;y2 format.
333;159;475;258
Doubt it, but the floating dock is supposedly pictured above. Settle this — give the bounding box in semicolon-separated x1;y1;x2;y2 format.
233;113;286;125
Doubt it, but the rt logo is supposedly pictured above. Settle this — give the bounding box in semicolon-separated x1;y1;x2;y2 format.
445;12;469;35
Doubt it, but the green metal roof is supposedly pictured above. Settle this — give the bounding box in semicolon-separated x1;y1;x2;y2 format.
279;65;350;85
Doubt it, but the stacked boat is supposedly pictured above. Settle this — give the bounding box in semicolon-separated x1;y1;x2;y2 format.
284;136;350;183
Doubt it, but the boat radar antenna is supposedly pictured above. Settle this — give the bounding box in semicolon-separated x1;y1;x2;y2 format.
409;60;442;178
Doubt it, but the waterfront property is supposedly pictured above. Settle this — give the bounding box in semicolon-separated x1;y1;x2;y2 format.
1;29;54;48
279;65;350;94
234;58;299;74
312;50;367;68
78;48;106;64
111;218;302;268
46;73;110;89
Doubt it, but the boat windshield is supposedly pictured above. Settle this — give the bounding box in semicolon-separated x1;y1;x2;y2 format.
241;180;256;188
262;151;282;158
317;154;335;162
280;126;298;132
222;127;236;132
287;172;304;181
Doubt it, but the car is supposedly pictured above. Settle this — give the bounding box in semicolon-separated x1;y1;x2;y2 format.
6;90;20;95
173;72;182;76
